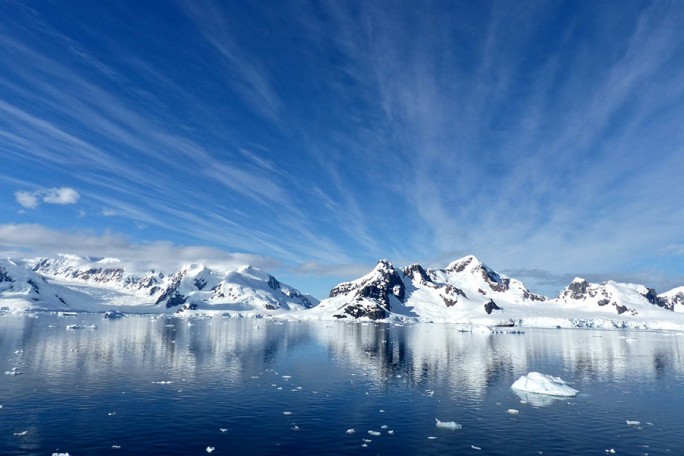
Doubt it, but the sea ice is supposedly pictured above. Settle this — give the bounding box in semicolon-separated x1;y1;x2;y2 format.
345;429;355;434
368;430;381;436
507;409;520;414
13;431;28;436
219;428;228;432
472;445;482;450
435;418;463;430
206;446;215;453
511;372;578;397
112;445;121;449
283;411;293;415
52;453;70;456
626;420;640;426
5;368;22;375
66;324;96;330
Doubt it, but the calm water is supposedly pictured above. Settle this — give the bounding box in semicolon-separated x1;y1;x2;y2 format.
1;313;683;455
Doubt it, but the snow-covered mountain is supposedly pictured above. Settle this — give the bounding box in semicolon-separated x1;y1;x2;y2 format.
313;255;546;322
658;286;684;313
33;255;165;298
0;258;92;311
28;255;316;313
312;255;683;328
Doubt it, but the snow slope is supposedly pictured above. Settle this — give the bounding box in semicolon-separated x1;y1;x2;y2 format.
0;258;95;311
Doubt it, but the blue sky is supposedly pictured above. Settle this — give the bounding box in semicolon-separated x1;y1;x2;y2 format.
1;0;683;298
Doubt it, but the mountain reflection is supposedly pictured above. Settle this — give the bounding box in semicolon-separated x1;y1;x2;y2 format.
1;314;682;397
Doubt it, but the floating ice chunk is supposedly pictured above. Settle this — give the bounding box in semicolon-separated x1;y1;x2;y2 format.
206;446;215;453
66;324;96;330
108;412;116;416
346;429;355;434
605;449;615;454
362;439;372;443
435;418;463;430
472;445;482;450
112;445;121;449
427;436;437;440
281;375;292;380
13;431;28;436
380;425;388;429
52;453;70;456
152;381;173;385
361;443;368;448
626;420;640;426
507;409;519;414
511;372;578;397
387;430;394;435
425;390;435;397
513;390;564;407
283;411;293;415
219;428;228;433
5;368;22;375
379;409;385;413
368;430;381;436
291;425;299;431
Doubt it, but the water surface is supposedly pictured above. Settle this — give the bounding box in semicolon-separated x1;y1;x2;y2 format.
1;313;683;455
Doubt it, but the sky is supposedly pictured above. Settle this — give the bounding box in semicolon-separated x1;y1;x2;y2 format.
1;0;683;299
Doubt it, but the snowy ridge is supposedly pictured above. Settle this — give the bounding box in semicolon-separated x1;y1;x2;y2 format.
7;256;316;313
309;256;684;330
0;258;92;311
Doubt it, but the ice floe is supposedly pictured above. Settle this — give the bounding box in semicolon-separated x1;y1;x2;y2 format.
206;446;215;453
346;429;355;434
13;430;28;436
5;368;22;375
282;411;293;415
507;409;519;414
435;418;463;430
511;372;578;397
368;430;381;436
471;445;482;450
66;324;96;330
626;420;640;426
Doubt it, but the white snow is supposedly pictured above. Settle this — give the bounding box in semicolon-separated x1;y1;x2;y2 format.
435;418;463;430
511;372;578;397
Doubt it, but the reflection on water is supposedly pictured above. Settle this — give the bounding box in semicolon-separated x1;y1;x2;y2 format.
1;313;683;455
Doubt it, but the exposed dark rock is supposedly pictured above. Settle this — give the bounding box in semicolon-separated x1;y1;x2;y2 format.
330;260;405;310
567;279;588;299
338;300;387;320
402;264;432;285
267;275;280;290
27;279;40;294
598;299;610;306
0;267;13;283
194;278;207;290
484;299;502;314
523;290;546;302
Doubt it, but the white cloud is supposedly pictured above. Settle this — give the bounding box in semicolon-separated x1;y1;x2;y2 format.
0;223;278;274
14;187;80;209
14;191;40;209
43;187;80;205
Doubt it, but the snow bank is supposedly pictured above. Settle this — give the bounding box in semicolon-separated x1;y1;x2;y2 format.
511;372;578;397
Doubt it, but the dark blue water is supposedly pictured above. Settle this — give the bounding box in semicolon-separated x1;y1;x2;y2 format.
1;313;683;455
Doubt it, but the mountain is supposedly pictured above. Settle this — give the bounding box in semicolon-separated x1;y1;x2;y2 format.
0;258;91;311
556;278;672;315
29;255;316;313
33;255;166;298
313;255;681;327
314;255;546;322
152;263;317;311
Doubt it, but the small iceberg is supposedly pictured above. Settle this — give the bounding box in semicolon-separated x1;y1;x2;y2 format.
206;446;215;453
104;310;125;319
435;418;463;430
5;368;22;376
66;324;96;330
626;420;640;426
511;372;578;397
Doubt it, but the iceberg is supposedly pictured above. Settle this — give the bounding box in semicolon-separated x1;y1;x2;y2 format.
511;372;578;397
435;418;463;430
